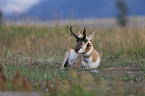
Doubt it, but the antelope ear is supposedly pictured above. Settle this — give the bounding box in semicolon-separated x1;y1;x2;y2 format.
88;31;95;40
78;31;83;37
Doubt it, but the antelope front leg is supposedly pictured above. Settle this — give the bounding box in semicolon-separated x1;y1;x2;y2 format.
61;49;78;69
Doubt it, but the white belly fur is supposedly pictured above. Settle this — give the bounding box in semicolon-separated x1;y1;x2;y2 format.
67;50;100;68
90;57;100;68
81;56;100;68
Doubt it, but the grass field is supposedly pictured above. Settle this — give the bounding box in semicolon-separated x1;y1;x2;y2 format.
0;24;145;96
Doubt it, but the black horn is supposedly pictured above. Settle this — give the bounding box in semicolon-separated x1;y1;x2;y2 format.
70;26;79;39
83;27;86;40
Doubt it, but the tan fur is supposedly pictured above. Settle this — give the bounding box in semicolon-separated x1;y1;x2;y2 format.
63;45;101;68
62;45;101;69
61;28;101;69
81;42;86;49
83;42;99;63
83;42;92;53
83;49;99;63
98;53;101;66
68;49;73;53
71;54;82;68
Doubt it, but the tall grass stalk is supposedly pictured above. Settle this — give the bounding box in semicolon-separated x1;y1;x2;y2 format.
0;25;145;60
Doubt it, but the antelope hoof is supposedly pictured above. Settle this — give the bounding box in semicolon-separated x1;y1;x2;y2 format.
60;67;65;69
91;70;99;74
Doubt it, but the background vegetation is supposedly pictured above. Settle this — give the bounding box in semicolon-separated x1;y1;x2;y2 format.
0;24;145;96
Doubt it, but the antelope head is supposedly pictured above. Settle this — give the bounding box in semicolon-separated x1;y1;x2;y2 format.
70;26;95;53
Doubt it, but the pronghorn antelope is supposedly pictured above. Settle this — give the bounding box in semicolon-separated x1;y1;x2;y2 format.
61;26;101;69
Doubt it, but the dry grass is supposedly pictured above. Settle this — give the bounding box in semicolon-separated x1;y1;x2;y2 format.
0;25;145;95
0;25;145;60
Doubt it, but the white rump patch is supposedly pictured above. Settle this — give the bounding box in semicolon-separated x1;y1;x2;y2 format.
90;57;100;68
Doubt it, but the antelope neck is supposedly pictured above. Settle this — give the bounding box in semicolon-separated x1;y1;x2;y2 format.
82;46;94;57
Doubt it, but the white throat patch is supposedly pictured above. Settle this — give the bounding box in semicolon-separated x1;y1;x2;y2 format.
83;46;93;56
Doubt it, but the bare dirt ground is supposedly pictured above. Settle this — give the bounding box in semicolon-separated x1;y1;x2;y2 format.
0;92;41;96
0;67;144;96
22;61;145;94
99;67;145;94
